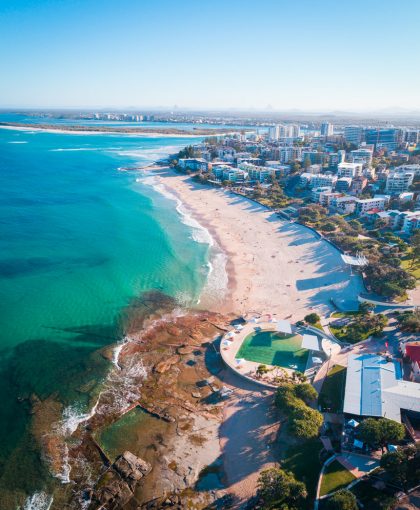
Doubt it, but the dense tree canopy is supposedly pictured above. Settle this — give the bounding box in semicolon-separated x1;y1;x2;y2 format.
326;489;358;510
275;383;322;439
357;418;405;450
257;467;307;510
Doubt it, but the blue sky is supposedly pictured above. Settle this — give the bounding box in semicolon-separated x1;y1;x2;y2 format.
0;0;419;111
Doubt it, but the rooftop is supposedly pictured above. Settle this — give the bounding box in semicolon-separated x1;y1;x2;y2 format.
344;354;420;423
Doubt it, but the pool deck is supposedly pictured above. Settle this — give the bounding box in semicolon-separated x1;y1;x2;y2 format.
220;319;303;388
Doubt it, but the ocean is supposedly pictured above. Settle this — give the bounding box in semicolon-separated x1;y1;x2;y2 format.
0;120;225;507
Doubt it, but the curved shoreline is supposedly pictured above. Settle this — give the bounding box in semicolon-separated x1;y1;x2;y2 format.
0;122;236;138
151;168;365;320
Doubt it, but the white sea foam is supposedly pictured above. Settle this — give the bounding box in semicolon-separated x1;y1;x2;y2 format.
139;175;228;304
50;147;123;152
8;140;28;144
22;492;53;510
112;335;133;369
60;395;101;436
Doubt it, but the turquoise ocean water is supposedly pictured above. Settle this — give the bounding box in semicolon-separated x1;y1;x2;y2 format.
0;121;215;503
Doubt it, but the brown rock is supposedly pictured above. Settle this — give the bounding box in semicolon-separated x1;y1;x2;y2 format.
154;355;180;374
114;451;152;490
89;452;151;509
176;345;195;355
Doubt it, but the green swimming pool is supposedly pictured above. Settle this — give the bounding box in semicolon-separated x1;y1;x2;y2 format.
236;331;309;372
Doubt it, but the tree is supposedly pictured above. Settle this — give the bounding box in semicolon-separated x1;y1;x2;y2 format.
289;405;323;439
358;418;405;451
358;301;374;315
256;364;270;379
411;230;420;268
397;310;420;333
257;467;307;509
380;445;419;490
294;383;318;404
304;313;320;325
326;489;358;510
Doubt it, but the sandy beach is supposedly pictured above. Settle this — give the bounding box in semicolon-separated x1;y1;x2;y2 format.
153;168;364;321
149;168;366;507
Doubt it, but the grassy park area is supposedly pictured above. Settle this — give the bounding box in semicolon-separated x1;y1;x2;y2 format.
319;460;356;496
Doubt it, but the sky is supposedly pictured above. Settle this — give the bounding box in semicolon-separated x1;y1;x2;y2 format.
0;0;420;112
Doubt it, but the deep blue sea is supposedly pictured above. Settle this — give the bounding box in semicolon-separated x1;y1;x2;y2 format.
0;119;219;506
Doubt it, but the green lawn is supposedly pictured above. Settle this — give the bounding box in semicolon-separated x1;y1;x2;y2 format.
236;331;309;371
319;460;356;496
281;438;323;504
319;365;346;412
401;257;420;280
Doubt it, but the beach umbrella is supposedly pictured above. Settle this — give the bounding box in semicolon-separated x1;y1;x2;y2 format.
353;439;364;449
226;331;235;339
222;339;232;346
235;358;245;365
348;419;359;428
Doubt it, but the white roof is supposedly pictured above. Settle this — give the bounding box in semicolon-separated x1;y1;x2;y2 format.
276;320;292;334
301;334;321;351
344;353;420;423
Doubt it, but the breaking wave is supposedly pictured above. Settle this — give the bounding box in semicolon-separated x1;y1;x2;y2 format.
22;492;53;510
139;175;228;305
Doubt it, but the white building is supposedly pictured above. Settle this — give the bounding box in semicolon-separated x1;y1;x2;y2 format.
337;162;363;178
268;125;280;141
309;174;337;189
355;197;387;215
386;171;415;194
394;164;420;175
402;211;420;235
320;122;334;137
238;162;272;182
343;353;420;423
330;195;357;214
311;186;332;203
279;146;301;163
350;148;373;166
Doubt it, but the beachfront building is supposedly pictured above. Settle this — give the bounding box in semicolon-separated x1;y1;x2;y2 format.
309;173;337;189
343;353;420;424
238;162;272;182
337;162;363;178
264;161;291;177
355;197;387;215
311;186;332;203
386;171;415;194
330;195;357;214
178;158;209;172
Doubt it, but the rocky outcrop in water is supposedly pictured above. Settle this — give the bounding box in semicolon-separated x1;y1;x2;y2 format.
88;451;151;509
